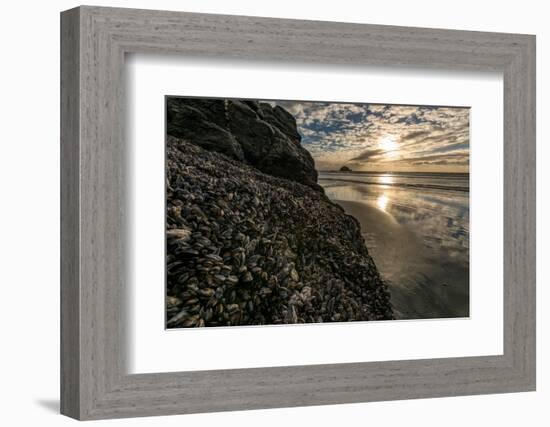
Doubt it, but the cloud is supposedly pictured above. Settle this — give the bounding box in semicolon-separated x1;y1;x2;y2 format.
273;99;469;172
399;152;470;165
400;130;431;141
349;148;385;162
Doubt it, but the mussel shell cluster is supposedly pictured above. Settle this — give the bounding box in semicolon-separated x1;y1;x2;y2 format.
166;136;393;327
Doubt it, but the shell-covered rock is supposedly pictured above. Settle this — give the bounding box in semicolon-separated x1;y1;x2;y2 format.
166;136;393;327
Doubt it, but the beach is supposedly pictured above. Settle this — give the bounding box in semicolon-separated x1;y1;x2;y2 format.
320;172;470;319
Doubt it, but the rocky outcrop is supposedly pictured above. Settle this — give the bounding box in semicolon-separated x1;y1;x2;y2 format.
167;98;321;191
340;166;352;172
166;137;393;327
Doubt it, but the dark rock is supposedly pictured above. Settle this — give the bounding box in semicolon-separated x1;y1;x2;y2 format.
167;97;320;191
167;99;244;161
340;165;352;172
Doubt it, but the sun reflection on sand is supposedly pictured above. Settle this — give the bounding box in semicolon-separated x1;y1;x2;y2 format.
377;194;389;212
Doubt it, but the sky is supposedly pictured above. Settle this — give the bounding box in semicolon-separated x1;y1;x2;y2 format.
274;100;470;172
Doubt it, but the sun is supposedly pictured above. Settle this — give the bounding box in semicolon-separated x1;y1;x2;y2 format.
378;136;398;152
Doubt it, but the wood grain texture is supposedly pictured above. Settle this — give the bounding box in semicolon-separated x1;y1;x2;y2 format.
60;5;536;420
60;7;80;419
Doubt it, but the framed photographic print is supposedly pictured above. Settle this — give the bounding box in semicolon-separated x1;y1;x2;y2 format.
61;6;536;420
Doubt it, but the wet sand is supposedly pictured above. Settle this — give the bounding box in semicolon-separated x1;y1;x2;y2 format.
335;199;469;319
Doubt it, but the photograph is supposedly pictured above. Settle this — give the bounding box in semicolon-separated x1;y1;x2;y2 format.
165;96;470;328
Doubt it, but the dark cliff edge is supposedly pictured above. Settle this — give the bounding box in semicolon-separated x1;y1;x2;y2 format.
167;97;322;192
166;99;393;327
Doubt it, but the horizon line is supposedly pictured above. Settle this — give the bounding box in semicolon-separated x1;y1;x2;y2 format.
318;170;470;174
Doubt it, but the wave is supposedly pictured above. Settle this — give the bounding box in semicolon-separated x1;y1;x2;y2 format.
318;177;469;192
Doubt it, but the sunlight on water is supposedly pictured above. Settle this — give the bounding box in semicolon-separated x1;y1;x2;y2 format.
319;171;469;265
378;174;394;185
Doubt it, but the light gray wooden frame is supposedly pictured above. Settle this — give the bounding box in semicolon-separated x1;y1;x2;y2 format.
60;5;536;420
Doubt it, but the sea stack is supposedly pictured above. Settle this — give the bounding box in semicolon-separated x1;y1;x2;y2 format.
340;165;352;172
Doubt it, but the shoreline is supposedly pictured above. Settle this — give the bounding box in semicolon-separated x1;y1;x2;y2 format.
333;197;469;319
320;177;469;193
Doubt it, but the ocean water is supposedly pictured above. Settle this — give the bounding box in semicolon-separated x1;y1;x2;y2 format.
319;171;470;319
